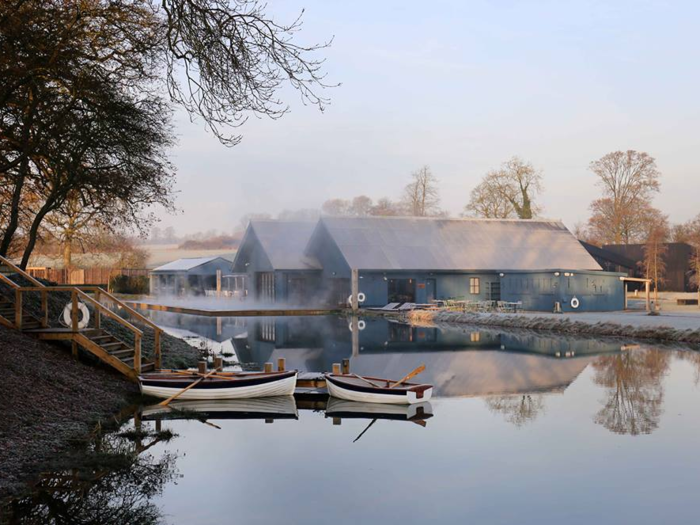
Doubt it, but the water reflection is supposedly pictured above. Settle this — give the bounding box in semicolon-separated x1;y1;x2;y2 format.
2;413;178;525
6;314;700;524
592;350;670;435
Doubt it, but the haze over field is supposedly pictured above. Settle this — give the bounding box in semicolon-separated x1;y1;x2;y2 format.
161;0;700;235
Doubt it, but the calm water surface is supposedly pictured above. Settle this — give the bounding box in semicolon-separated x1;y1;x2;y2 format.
5;315;700;524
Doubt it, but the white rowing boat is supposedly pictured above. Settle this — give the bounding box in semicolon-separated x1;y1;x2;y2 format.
141;396;299;420
324;373;433;405
139;370;297;400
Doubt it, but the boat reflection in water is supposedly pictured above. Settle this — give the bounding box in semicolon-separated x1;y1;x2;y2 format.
141;396;300;421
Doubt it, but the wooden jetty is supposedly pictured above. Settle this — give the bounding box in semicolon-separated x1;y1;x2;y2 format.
0;255;162;381
125;300;340;317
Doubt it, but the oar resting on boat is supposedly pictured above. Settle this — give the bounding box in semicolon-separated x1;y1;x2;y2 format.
324;365;432;405
139;370;297;401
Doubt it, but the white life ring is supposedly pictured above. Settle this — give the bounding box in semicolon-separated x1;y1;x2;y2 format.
571;297;580;309
348;319;367;331
347;293;367;305
62;302;90;329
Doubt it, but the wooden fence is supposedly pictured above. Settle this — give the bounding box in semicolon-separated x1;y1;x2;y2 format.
26;267;149;286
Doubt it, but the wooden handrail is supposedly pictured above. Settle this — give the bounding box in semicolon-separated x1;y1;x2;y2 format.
95;288;162;333
0;273;19;289
76;289;143;337
0;255;45;288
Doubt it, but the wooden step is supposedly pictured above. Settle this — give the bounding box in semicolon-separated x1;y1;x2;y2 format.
102;341;126;352
110;348;135;359
90;335;114;342
141;362;156;373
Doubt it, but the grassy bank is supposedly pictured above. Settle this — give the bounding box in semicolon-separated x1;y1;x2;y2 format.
0;325;142;498
402;310;700;345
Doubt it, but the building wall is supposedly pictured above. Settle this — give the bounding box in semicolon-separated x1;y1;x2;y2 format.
500;270;625;312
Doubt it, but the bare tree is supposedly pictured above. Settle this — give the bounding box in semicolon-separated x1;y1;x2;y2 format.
674;213;700;306
464;180;517;218
350;195;374;216
370;197;401;216
321;199;351;216
403;166;441;217
588;151;661;245
640;213;670;308
465;157;542;219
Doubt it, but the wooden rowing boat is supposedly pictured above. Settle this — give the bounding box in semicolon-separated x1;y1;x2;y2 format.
139;370;297;400
324;373;433;405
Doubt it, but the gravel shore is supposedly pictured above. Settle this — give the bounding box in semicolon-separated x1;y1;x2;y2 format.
404;310;700;345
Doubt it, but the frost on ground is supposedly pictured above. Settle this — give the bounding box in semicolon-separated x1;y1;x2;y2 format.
406;310;700;344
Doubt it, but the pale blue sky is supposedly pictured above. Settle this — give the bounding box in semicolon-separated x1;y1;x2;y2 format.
162;0;700;235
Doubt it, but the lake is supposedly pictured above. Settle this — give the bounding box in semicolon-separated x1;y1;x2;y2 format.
4;314;700;524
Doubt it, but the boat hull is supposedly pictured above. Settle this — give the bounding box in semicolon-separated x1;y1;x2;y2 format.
325;375;433;405
139;372;297;400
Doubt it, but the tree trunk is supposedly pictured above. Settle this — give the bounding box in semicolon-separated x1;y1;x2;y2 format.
63;241;73;269
0;156;29;256
20;198;58;270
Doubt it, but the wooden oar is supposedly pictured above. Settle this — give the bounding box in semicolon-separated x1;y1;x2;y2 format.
158;369;218;407
349;373;381;388
389;364;426;389
352;418;377;443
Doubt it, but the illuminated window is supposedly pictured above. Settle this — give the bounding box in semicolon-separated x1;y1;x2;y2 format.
470;277;480;294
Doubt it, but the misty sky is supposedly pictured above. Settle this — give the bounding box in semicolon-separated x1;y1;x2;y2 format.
160;0;700;235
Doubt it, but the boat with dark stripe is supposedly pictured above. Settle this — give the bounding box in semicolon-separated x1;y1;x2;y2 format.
324;373;433;405
139;370;297;400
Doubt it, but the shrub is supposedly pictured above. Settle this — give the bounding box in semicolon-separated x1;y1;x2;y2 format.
109;275;149;295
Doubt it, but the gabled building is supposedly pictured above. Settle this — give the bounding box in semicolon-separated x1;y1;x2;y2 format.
231;220;321;304
233;216;627;312
149;256;232;296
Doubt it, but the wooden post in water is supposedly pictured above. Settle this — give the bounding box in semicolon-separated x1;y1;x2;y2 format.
214;356;223;371
277;357;285;372
351;316;359;357
332;363;341;375
351;269;359;312
333;417;341;426
342;358;350;374
216;269;222;298
198;360;207;374
134;334;142;374
264;362;273;373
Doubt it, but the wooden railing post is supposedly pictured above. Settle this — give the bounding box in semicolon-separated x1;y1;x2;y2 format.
94;289;101;330
15;289;22;330
71;289;78;332
154;329;161;369
134;334;142;374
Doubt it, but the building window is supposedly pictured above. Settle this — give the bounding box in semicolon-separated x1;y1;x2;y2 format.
470;277;480;295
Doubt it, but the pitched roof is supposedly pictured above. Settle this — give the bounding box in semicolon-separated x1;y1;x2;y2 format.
318;216;602;271
250;220;321;270
152;256;228;272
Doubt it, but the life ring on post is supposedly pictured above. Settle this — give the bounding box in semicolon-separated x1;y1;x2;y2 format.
570;297;580;309
62;302;90;329
357;292;366;304
348;319;367;331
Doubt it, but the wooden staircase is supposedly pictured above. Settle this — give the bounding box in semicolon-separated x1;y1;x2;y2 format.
0;255;162;381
